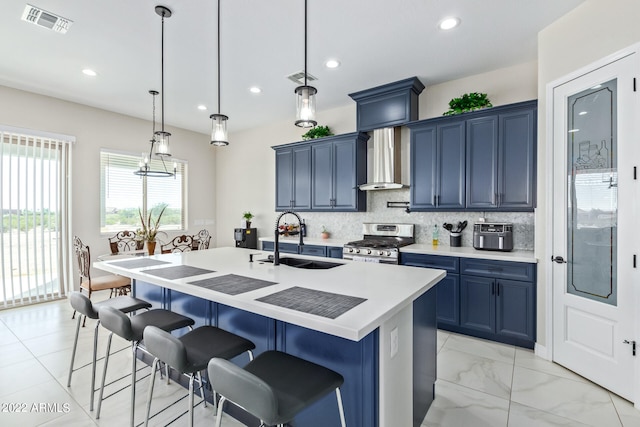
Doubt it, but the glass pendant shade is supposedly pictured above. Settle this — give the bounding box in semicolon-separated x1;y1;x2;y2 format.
295;85;317;128
154;130;171;156
210;113;229;146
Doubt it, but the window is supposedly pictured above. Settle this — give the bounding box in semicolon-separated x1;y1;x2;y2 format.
100;150;186;235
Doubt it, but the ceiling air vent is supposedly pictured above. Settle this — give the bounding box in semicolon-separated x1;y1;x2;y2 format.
21;4;73;34
286;71;317;85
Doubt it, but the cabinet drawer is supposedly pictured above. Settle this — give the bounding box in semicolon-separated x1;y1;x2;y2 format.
261;241;299;254
299;245;327;257
400;253;459;273
460;258;534;282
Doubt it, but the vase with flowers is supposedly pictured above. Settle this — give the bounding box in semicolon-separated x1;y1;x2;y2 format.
137;205;167;255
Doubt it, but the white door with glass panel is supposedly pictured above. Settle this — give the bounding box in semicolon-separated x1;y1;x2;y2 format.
552;53;638;401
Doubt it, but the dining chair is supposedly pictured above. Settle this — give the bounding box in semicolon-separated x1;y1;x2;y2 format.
192;229;211;250
72;236;132;325
108;230;143;254
161;235;195;254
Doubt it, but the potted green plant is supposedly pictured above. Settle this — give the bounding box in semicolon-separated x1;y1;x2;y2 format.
302;125;333;140
137;205;167;254
443;92;493;116
321;225;330;240
242;211;254;228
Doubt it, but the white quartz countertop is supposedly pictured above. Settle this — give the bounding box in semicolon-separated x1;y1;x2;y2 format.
95;247;445;342
402;244;537;263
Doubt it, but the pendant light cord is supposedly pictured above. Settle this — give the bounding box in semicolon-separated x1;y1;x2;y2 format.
161;11;166;133
217;0;221;114
304;0;308;87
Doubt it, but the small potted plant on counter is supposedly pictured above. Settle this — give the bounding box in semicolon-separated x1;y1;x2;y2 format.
242;211;254;228
321;226;330;240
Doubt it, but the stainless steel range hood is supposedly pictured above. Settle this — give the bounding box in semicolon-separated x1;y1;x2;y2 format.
359;127;406;191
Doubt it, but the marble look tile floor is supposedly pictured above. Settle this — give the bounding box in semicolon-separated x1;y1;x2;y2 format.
0;296;639;426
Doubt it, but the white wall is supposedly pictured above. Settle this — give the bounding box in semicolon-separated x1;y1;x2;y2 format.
536;0;640;348
0;85;214;288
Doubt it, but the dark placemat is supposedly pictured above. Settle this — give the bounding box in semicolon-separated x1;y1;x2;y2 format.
188;274;278;295
141;265;215;280
109;258;171;269
256;286;366;319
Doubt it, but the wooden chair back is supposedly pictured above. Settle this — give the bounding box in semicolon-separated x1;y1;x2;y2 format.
161;235;195;254
192;229;211;250
108;230;143;254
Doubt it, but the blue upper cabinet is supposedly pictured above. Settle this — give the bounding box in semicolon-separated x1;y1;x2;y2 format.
467;103;537;211
275;132;368;212
349;77;425;131
409;100;537;212
311;132;368;211
275;144;311;211
410;121;465;210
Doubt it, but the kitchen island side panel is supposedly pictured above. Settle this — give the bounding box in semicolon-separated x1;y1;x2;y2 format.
413;287;437;426
276;321;378;427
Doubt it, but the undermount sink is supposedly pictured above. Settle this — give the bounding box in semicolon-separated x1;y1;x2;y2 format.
260;257;343;270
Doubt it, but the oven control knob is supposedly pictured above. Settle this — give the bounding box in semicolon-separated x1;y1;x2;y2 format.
386;251;392;256
348;248;354;253
355;249;360;254
366;249;372;255
378;250;384;256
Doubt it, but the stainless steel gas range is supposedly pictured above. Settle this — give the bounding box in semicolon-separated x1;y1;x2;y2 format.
343;223;415;264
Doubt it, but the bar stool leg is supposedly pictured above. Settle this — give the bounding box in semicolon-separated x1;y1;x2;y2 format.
89;320;100;411
66;313;83;387
336;388;347;427
143;358;159;427
196;370;207;407
130;342;138;427
188;374;195;427
215;396;227;427
96;332;113;419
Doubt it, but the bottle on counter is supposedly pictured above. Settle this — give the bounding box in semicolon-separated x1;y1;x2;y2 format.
432;224;439;246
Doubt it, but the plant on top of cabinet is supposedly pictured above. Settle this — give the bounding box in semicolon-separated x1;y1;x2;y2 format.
302;125;333;140
443;92;493;116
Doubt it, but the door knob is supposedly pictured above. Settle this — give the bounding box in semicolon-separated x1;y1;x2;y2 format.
551;255;567;264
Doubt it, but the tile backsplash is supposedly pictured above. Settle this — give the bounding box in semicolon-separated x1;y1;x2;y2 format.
286;189;534;250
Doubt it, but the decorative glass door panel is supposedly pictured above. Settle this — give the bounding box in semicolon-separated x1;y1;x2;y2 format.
566;79;617;305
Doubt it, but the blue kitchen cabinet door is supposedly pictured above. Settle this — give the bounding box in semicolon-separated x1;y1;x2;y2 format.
436;274;460;326
410;121;465;210
498;108;537;210
311;132;368;211
466;115;499;209
275;145;311;211
327;246;344;259
460;275;495;334
311;140;333;210
496;279;535;342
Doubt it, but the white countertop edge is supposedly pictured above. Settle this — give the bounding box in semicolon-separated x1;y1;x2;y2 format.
402;244;537;263
94;248;445;342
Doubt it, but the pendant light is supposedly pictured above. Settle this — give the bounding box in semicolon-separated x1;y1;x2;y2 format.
210;0;229;146
134;90;176;178
154;5;172;156
294;0;317;128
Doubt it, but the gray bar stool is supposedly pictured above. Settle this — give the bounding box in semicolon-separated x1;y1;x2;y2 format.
208;351;346;427
96;306;195;426
67;291;151;411
142;325;256;427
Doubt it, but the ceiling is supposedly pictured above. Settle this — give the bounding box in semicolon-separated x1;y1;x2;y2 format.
0;0;584;135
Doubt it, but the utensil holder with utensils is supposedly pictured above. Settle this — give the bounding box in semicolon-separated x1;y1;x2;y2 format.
443;221;467;247
450;232;462;247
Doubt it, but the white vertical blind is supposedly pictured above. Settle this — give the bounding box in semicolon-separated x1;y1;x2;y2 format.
0;126;73;308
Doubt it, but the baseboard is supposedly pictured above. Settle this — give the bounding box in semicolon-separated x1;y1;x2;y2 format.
534;342;551;360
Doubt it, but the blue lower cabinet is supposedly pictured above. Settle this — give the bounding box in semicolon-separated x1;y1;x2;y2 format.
299;244;327;257
276;322;378;427
215;303;276;362
460;275;496;334
327;246;344;259
166;290;210;332
261;240;299;254
413;288;437;426
496;279;535;342
436;274;460;326
133;280;165;309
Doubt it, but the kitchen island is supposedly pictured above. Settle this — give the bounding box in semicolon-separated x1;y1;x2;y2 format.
95;246;445;427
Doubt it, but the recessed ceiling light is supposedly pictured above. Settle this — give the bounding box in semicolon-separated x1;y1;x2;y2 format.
197;105;207;111
325;59;341;69
249;86;262;94
82;69;97;77
439;17;460;30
